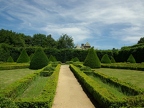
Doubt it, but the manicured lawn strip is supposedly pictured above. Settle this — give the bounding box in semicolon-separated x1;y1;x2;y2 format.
94;68;144;90
0;69;36;90
70;64;127;107
87;74;127;99
101;63;144;71
0;63;29;70
0;68;44;99
16;77;49;99
15;64;61;108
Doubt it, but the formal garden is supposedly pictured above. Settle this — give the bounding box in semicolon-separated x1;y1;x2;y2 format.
0;29;144;107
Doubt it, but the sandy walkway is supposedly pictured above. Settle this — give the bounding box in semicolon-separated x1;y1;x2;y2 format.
52;65;95;108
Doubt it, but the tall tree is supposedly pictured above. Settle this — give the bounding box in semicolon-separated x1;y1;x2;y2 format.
32;34;47;47
46;35;57;48
57;34;74;49
137;37;144;44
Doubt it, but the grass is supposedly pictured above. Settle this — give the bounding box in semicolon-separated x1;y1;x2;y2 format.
86;73;128;99
94;68;144;90
0;68;36;90
16;76;49;99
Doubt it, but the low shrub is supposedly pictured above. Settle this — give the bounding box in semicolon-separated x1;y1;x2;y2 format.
71;57;79;62
7;56;14;62
0;63;29;70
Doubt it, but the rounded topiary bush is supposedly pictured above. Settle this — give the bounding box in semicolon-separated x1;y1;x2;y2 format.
71;57;79;62
111;56;116;63
83;48;101;68
7;56;14;62
49;55;57;62
101;54;111;64
16;49;30;63
127;54;136;63
29;48;49;69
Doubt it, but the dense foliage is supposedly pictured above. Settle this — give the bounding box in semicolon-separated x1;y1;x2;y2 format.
16;49;30;63
83;48;101;68
29;48;49;69
111;56;116;63
0;29;144;63
101;54;111;64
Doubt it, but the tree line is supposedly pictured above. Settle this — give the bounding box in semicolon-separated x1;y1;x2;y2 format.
0;29;74;49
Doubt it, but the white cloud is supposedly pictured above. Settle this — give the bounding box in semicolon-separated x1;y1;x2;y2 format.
0;0;144;49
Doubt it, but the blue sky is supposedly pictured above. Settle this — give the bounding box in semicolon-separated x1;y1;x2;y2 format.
0;0;144;49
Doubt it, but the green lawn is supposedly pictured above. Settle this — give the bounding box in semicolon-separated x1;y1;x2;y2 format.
0;69;36;90
94;68;144;90
87;74;128;99
16;76;49;99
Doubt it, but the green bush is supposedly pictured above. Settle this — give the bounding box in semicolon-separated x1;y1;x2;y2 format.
101;54;111;64
29;48;49;69
7;56;14;62
83;48;101;68
71;57;79;62
16;49;30;63
127;54;136;63
111;56;116;63
49;55;57;62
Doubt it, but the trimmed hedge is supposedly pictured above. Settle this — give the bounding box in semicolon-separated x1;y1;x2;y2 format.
101;63;144;71
30;48;49;69
16;49;30;63
84;48;101;68
0;68;42;99
15;64;61;108
0;63;29;70
92;72;142;96
70;64;126;107
101;54;111;64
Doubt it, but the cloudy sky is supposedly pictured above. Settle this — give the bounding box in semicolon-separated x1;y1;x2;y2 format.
0;0;144;49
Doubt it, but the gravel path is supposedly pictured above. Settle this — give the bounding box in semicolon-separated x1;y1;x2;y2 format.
52;65;95;108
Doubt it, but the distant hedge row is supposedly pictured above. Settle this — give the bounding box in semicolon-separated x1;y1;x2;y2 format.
0;44;144;63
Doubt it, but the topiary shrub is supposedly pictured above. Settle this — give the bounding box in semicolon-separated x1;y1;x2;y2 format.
101;54;111;64
30;53;34;60
111;56;116;63
127;54;136;63
29;48;49;69
49;55;57;62
71;57;79;62
16;49;30;63
83;48;101;68
7;56;14;62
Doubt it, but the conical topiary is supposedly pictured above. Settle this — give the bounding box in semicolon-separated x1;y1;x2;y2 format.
16;49;30;63
83;48;101;68
101;54;111;64
29;48;49;69
127;54;136;63
111;56;116;63
7;56;14;62
49;55;57;62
